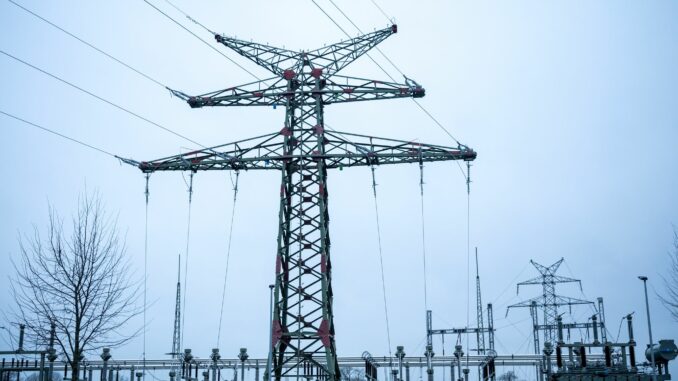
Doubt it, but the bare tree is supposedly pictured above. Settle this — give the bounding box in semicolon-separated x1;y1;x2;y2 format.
497;371;522;381
11;193;141;381
660;227;678;322
339;367;365;381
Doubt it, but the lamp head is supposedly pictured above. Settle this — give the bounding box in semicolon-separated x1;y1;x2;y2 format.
638;276;648;281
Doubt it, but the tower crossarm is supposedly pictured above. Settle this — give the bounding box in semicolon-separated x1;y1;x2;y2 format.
553;295;594;308
305;25;397;76
516;276;545;294
117;130;476;173
530;258;564;275
212;25;396;78
506;296;542;316
321;75;424;104
213;35;300;77
505;295;594;317
167;74;423;108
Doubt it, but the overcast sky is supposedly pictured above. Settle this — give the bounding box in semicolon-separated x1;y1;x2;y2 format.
1;0;677;373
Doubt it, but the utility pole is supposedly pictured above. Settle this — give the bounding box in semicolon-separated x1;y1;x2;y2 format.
120;24;476;381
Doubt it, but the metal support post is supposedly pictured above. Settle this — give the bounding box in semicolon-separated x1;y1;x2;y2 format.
556;316;563;371
543;342;553;380
238;348;248;381
454;345;463;381
100;349;111;381
395;347;405;381
48;349;57;381
183;350;193;381
18;325;25;352
39;352;45;381
425;311;434;381
627;314;636;369
211;349;221;381
487;304;495;352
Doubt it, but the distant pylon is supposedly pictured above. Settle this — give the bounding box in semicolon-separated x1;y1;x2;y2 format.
172;254;181;359
506;258;592;350
475;248;485;355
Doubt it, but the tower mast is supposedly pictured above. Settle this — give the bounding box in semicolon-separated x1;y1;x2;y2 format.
120;24;476;381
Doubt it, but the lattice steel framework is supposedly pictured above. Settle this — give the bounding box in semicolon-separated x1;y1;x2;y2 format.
475;250;485;355
119;25;476;381
172;255;181;360
506;259;592;349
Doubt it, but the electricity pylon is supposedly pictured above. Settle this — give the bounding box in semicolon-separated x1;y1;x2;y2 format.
506;258;592;350
120;24;476;381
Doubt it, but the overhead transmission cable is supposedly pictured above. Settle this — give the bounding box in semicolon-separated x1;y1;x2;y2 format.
180;172;194;349
216;171;240;348
312;0;465;151
142;0;262;81
419;161;429;311
370;167;393;360
369;0;393;24
0;110;117;158
147;0;358;147
0;49;207;149
7;0;166;88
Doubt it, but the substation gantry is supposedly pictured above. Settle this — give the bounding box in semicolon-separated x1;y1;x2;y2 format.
120;24;476;381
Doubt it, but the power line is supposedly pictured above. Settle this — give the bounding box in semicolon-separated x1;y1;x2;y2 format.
370;167;393;360
326;0;404;78
1;109;116;158
163;0;214;35
141;0;262;81
309;0;398;84
369;0;393;24
216;171;239;348
0;49;207;149
7;0;166;88
313;0;465;148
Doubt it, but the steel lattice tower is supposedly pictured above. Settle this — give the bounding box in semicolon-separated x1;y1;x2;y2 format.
507;259;592;349
172;255;181;360
120;25;476;381
475;249;485;355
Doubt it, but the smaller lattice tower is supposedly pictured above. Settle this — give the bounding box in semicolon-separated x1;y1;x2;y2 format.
475;249;485;354
507;258;592;351
171;254;181;359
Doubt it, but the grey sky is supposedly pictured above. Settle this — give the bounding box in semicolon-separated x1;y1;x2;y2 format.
1;0;676;366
